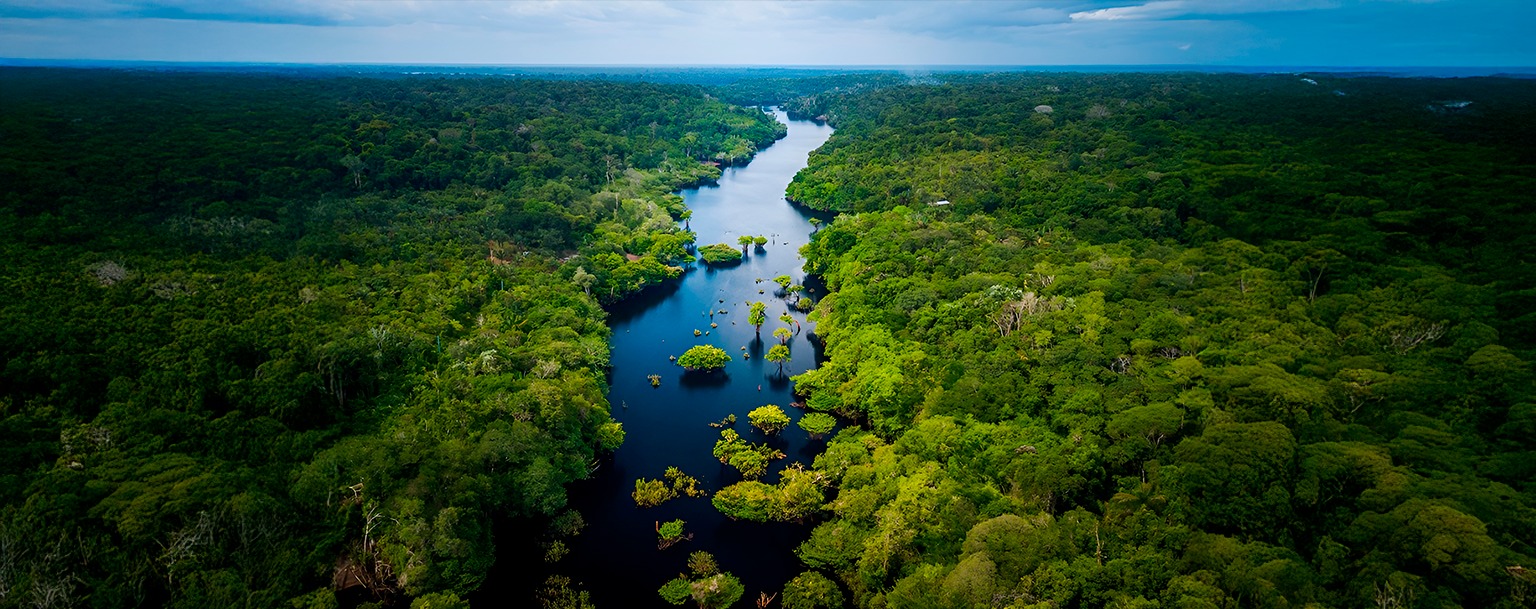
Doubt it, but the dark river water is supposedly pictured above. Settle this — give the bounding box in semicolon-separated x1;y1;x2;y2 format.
481;109;835;607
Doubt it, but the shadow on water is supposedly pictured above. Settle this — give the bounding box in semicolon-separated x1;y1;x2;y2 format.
474;109;835;609
605;280;683;326
678;370;731;388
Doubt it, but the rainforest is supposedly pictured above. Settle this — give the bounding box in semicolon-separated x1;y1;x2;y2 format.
1;66;1534;609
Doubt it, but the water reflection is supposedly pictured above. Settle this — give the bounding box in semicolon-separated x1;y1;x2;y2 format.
482;109;836;608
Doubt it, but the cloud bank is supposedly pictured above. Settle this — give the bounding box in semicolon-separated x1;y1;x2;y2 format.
0;0;1528;66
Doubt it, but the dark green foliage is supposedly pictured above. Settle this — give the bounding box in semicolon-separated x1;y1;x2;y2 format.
0;68;784;606
782;571;845;609
786;73;1536;608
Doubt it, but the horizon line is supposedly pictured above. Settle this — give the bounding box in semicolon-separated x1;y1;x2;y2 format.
3;58;1535;71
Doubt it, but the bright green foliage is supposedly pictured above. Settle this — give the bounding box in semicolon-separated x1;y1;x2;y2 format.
633;478;679;508
659;552;744;609
774;327;794;344
698;243;744;264
634;467;705;507
728;449;770;479
676;345;732;371
774;275;794;290
749;301;768;332
713;464;826;522
664;466;707;498
766;344;792;373
711;429;785;479
596;421;627;452
658;519;687;541
712;481;777;521
754;236;769;248
781;571;844;609
658;578;692;605
779;72;1536;609
748;404;792;435
797;413;837;439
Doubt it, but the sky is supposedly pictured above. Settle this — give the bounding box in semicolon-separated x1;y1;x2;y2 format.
0;0;1532;67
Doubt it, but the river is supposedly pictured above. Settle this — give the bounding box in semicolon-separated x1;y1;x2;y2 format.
483;108;836;607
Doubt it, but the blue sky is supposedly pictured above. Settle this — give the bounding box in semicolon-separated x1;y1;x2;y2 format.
0;0;1531;66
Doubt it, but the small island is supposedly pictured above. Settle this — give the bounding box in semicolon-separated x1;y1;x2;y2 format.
676;344;732;371
697;243;743;265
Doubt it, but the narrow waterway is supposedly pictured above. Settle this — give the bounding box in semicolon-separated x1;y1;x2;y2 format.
514;109;834;606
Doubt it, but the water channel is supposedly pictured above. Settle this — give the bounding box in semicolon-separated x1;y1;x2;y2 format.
488;109;836;606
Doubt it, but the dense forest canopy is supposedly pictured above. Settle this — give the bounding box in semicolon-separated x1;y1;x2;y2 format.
0;68;782;608
2;65;1535;609
778;72;1536;608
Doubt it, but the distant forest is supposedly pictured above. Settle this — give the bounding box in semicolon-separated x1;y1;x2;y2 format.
1;67;1534;609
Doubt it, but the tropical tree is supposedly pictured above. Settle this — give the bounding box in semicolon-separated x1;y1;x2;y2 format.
780;313;800;335
658;552;744;609
797;413;836;439
773;327;793;344
677;345;731;371
782;571;842;609
697;243;742;265
749;405;791;435
766;344;791;374
748;301;767;334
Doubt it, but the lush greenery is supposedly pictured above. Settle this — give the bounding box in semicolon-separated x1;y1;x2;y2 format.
781;570;845;609
711;464;827;523
632;467;705;508
676;345;733;371
748;405;792;435
697;243;744;265
767;344;793;374
711;429;785;479
797;413;838;439
657;552;744;609
0;68;784;607
657;519;690;550
778;72;1536;608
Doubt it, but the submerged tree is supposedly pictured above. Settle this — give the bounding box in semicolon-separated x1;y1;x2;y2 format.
748;301;767;334
766;344;791;374
658;552;744;609
657;519;691;550
773;327;793;344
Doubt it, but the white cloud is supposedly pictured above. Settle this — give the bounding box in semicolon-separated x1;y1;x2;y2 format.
1071;0;1338;22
